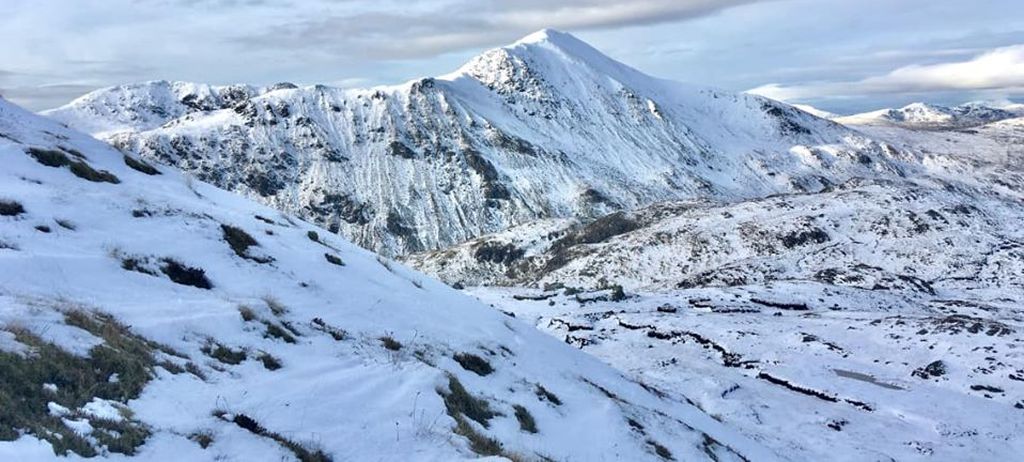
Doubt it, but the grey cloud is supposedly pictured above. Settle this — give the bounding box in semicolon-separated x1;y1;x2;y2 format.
0;70;22;83
135;0;279;7
232;0;770;60
0;59;162;110
1;84;102;111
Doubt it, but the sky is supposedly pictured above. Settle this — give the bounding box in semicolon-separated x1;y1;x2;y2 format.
1;0;1022;114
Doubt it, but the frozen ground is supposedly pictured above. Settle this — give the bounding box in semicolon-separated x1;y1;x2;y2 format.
469;283;1024;461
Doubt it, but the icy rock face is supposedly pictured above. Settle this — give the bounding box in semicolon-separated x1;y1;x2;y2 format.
47;30;909;256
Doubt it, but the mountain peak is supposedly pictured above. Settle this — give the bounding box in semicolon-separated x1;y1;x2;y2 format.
514;28;582;48
507;28;617;69
899;101;943;111
445;27;652;92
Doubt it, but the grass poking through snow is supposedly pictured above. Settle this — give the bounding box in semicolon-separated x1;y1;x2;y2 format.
215;411;332;462
201;342;246;365
380;335;402;351
513;404;538;433
0;199;25;217
123;155;161;175
453;352;494;376
160;258;213;289
27;147;120;184
221;224;274;264
0;309;158;456
439;375;500;428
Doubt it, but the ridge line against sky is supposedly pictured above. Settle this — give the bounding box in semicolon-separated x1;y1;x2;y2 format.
1;0;1022;113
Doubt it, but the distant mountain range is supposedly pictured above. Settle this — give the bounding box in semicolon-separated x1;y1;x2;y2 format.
828;101;1024;130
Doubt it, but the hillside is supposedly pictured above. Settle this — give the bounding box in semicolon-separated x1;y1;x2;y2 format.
406;131;1024;460
842;115;1024;170
46;30;910;256
0;97;776;461
409;177;1024;290
404;162;1024;461
468;282;1024;461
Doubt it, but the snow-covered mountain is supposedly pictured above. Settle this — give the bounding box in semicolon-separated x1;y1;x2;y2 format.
834;102;1024;171
835;102;1019;130
408;173;1024;293
39;81;274;138
0;97;782;460
46;29;911;256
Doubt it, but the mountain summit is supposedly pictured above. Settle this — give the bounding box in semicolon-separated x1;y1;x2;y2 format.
492;28;645;81
46;31;908;255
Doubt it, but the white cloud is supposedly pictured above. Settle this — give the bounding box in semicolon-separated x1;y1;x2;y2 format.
749;44;1024;102
746;83;806;101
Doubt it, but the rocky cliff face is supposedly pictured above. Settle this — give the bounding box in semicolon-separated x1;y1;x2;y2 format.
47;30;910;255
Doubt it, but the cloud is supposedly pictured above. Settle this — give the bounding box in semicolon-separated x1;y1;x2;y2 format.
749;44;1024;102
326;77;374;88
747;83;812;101
0;69;22;82
861;45;1024;92
491;0;761;30
0;83;102;111
235;0;768;59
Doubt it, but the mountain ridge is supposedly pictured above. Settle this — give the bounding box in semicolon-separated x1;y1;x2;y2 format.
45;30;912;256
835;101;1021;129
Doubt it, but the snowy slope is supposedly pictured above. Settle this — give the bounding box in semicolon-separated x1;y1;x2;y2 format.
403;163;1024;461
0;97;779;461
403;119;1024;460
408;175;1024;294
841;116;1024;170
468;284;1024;462
409;175;1024;461
835;102;1017;130
45;30;910;256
